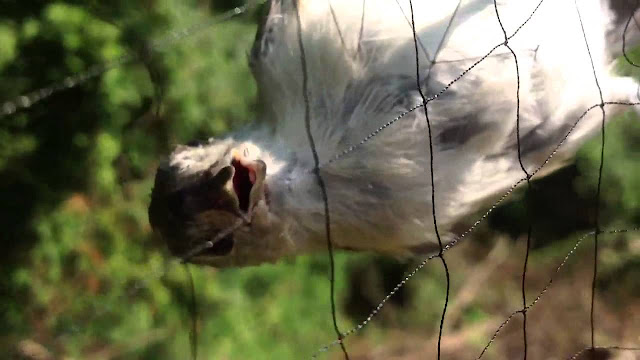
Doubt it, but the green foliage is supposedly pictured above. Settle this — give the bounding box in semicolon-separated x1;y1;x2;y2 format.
575;111;640;224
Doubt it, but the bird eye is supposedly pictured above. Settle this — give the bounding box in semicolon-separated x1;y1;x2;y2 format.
201;234;234;256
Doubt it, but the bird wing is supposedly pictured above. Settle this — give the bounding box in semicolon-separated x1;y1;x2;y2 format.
248;0;539;160
249;0;465;161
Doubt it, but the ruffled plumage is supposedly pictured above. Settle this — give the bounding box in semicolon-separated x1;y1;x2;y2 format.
150;0;640;267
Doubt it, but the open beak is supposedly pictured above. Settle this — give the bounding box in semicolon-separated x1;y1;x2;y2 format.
230;150;267;219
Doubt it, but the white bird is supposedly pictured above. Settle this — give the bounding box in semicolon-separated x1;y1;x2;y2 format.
149;0;640;267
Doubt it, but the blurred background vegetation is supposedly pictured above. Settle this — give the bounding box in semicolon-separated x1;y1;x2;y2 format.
0;1;639;359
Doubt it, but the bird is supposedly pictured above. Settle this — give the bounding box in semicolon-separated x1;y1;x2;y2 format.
148;0;640;267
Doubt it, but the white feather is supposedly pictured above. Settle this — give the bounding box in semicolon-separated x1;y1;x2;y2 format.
161;0;640;266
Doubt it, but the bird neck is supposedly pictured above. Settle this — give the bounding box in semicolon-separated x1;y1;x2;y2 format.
259;143;331;255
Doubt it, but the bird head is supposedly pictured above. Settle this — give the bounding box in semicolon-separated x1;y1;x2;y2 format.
148;138;290;267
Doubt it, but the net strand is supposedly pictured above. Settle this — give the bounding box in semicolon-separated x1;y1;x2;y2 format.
622;0;640;68
292;1;349;359
521;224;531;359
408;2;450;358
0;1;261;120
574;1;607;354
492;1;532;358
